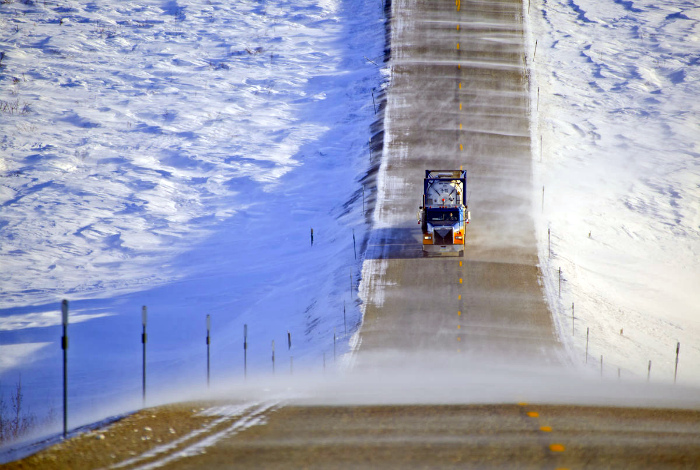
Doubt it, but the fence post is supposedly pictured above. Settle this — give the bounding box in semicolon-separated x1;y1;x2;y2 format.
558;267;561;297
206;315;211;388
541;186;544;212
647;360;651;382
350;270;353;297
353;230;357;260
288;331;293;375
61;300;69;439
674;342;680;384
142;306;147;406
243;324;248;379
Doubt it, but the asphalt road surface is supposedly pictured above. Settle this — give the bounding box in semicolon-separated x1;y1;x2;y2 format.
9;0;700;468
151;0;700;467
358;0;558;366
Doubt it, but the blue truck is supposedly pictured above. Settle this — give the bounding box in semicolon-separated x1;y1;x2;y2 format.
419;170;470;257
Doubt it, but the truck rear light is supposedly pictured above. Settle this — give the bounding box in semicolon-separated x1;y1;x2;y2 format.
424;235;432;240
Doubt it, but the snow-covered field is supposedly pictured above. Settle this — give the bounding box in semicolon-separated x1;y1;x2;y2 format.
1;0;698;451
0;0;386;430
527;0;700;383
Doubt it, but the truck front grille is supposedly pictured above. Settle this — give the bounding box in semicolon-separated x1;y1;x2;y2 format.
434;228;453;245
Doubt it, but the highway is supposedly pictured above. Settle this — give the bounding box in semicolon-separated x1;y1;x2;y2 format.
155;0;700;466
6;0;700;468
359;0;558;365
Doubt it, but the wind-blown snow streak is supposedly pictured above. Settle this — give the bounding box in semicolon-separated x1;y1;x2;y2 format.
527;0;700;383
109;402;275;470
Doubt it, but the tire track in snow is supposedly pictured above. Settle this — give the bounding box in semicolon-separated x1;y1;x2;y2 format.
107;402;278;470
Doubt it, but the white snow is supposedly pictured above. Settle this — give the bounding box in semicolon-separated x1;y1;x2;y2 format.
1;0;698;454
0;0;386;428
0;343;51;370
129;402;277;470
526;0;700;384
110;401;272;469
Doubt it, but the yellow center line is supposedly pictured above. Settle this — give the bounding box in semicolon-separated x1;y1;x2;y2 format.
458;294;461;300
458;82;462;89
523;410;564;455
459;278;463;284
458;311;461;316
459;103;462;111
459;144;463;151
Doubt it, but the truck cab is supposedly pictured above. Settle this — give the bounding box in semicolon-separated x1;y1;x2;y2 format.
419;170;470;257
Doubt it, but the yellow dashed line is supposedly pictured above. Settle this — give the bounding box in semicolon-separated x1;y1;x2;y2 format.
458;311;461;316
458;82;462;89
517;402;528;407
459;261;462;266
457;325;461;329
457;64;461;70
459;103;462;111
459;278;463;284
457;24;460;31
457;336;462;341
459;123;463;130
540;426;552;432
458;294;461;300
527;411;539;418
459;144;463;151
549;443;565;452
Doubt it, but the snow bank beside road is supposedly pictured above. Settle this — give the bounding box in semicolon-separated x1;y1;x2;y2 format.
528;0;700;383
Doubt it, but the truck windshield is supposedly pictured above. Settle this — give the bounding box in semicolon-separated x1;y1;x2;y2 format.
427;210;459;222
